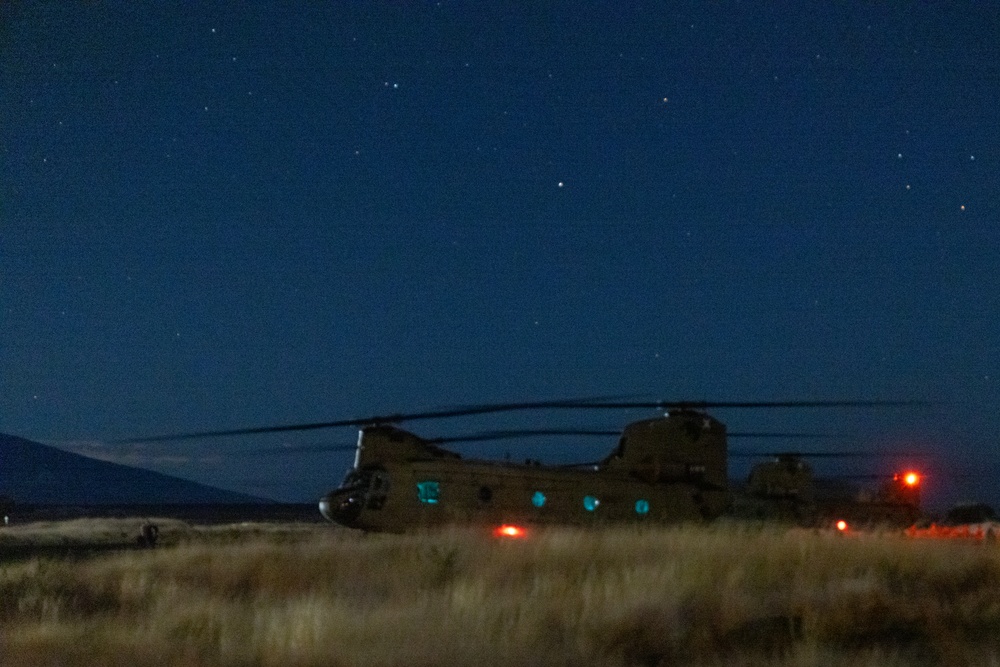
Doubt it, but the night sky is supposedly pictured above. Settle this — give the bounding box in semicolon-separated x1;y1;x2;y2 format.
3;3;998;507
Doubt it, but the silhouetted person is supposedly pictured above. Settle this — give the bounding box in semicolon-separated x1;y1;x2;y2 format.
137;522;159;548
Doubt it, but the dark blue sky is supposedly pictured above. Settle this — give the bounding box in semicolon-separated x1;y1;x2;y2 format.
2;2;998;506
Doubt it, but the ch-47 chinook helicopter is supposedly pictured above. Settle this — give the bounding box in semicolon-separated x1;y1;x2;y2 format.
730;451;924;528
122;397;924;533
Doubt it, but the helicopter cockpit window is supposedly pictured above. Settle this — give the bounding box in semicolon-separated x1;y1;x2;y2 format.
416;480;440;504
532;491;547;508
341;470;365;489
478;486;493;503
366;471;390;510
635;499;650;515
583;495;600;512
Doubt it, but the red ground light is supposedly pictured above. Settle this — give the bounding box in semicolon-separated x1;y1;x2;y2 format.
494;524;527;538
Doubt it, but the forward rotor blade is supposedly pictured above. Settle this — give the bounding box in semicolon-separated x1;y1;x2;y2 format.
550;460;603;469
112;397;923;444
243;444;357;455
234;430;845;452
110;397;616;443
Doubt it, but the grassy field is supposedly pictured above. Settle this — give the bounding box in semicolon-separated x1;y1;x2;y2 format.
2;520;1000;666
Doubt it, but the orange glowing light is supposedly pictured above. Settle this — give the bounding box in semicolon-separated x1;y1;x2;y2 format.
903;472;920;487
494;524;527;538
836;520;848;532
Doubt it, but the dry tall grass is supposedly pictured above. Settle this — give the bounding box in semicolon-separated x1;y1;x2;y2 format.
2;520;1000;666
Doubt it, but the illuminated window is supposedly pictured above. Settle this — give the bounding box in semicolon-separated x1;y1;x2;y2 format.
416;481;440;504
635;499;650;515
583;495;600;512
532;491;546;508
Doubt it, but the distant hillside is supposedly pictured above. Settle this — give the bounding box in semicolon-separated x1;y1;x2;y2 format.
0;433;267;504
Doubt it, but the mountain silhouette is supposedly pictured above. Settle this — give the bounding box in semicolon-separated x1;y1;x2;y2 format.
0;433;266;504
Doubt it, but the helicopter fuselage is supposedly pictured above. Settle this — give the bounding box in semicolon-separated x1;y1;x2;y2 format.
319;414;730;533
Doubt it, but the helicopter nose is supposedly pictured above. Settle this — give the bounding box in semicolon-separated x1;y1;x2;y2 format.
318;488;364;527
318;494;335;522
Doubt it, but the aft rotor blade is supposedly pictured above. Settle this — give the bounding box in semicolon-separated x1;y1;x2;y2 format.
728;432;843;439
730;450;934;459
563;399;926;410
431;430;840;444
824;473;927;480
729;450;872;458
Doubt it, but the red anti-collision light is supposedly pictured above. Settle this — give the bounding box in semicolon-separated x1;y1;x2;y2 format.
836;520;848;532
903;471;920;487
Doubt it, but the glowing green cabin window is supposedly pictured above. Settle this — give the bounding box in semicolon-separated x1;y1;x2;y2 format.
583;495;600;512
416;481;440;504
635;499;650;515
532;491;547;508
